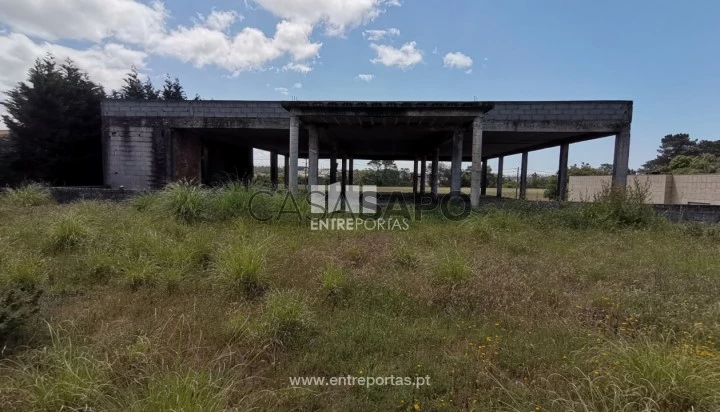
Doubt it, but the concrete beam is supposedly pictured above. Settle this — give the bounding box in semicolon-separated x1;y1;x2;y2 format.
520;152;528;200
288;115;300;193
612;124;631;189
308;126;319;187
557;143;569;201
470;116;484;207
496;156;504;198
451;130;464;196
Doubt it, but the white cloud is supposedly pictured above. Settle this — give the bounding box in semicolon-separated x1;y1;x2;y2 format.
356;74;375;82
293;82;303;88
443;52;473;69
0;33;147;92
0;0;167;44
201;10;242;31
253;0;399;36
283;62;313;73
362;28;399;41
370;41;422;69
274;87;289;95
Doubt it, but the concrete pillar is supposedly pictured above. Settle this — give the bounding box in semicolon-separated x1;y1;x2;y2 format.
270;151;278;188
520;152;528;200
496;156;504;198
451;130;464;196
283;155;289;189
431;148;440;197
480;160;488;196
557;143;569;201
470;117;483;207
330;141;338;184
420;157;427;195
349;158;354;185
413;158;419;196
288;115;300;193
308;126;319;187
341;157;347;195
612;125;631;189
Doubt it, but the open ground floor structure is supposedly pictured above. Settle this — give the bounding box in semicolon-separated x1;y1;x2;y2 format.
101;99;633;207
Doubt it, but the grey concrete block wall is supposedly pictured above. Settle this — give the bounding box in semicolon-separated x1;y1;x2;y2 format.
106;125;155;189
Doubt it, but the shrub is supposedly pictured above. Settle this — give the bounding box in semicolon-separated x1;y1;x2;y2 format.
0;284;42;343
580;180;661;228
48;212;90;251
209;182;253;220
213;242;268;299
260;290;315;346
0;183;54;207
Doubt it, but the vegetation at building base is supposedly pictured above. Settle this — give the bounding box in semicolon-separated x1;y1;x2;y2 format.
1;182;719;411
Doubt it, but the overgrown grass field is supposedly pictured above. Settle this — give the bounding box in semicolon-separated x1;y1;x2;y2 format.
1;183;719;411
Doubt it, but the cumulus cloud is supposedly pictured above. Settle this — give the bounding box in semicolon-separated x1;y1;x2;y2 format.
283;62;313;73
293;82;303;88
356;74;375;82
274;87;289;95
370;41;422;69
201;10;242;31
443;52;473;69
253;0;399;36
0;32;147;92
362;28;399;41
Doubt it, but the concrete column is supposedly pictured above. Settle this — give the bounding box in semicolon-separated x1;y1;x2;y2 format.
431;148;440;197
557;143;569;201
330;141;338;184
470;117;484;207
341;157;347;195
612;125;631;189
349;158;354;185
284;155;289;189
288;115;300;193
413;158;419;196
451;130;464;196
496;156;504;198
519;152;528;200
480;160;488;196
308;126;319;187
270;151;278;188
420;157;427;195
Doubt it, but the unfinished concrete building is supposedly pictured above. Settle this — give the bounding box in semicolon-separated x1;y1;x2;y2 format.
101;100;633;207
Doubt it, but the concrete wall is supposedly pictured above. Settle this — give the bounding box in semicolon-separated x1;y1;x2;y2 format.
569;174;720;205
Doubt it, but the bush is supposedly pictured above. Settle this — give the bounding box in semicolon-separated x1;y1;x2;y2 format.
0;183;54;207
213;242;268;299
580;180;661;228
0;284;42;343
260;290;315;346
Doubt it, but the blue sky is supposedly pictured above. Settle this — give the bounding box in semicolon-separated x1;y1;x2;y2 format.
1;0;718;175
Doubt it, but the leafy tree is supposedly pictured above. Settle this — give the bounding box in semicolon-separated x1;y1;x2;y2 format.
568;162;613;176
669;154;719;174
642;134;698;172
1;56;105;185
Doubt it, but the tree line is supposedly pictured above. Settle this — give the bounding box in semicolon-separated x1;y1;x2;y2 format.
0;56;198;186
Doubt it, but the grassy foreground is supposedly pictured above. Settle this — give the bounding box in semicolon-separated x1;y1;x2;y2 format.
1;183;719;411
